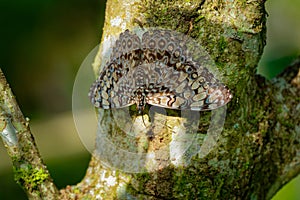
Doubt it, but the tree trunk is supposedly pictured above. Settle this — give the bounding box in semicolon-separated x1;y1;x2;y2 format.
68;0;299;199
1;0;299;199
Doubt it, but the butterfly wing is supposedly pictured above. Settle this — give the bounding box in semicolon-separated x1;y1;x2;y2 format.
146;81;232;111
89;77;135;109
89;28;232;111
136;56;231;111
89;30;142;109
140;29;232;111
143;61;232;111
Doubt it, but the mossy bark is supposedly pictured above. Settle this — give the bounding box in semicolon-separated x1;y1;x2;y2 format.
60;0;300;199
0;69;59;200
1;0;299;199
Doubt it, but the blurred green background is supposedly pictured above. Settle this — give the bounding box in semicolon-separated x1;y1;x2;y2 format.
0;0;299;199
0;0;105;199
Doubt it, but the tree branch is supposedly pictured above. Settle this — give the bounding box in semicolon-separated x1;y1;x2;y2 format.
264;59;300;199
2;0;299;199
68;0;299;199
0;69;59;199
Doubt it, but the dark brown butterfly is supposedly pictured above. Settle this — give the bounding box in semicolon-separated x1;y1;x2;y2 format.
89;29;232;113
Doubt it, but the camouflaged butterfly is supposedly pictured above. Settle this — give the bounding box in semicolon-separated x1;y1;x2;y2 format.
89;29;232;113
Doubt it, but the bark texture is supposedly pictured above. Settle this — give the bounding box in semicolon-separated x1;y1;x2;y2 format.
0;69;59;199
1;0;299;200
62;0;299;199
65;0;300;199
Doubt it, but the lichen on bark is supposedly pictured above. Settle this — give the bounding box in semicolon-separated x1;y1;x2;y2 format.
66;0;300;199
1;0;299;199
0;69;59;199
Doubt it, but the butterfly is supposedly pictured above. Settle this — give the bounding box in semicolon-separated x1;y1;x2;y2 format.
89;29;232;113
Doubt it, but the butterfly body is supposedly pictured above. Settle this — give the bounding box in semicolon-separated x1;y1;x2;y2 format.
89;29;232;113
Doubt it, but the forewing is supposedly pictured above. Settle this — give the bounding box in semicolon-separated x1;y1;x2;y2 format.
89;30;141;109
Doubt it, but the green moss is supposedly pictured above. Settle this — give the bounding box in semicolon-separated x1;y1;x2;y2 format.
243;161;250;170
138;0;262;91
140;0;198;33
93;0;270;198
73;187;80;194
132;172;152;191
218;36;228;52
197;111;212;133
14;164;49;191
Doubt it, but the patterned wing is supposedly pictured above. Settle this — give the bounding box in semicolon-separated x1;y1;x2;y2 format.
89;30;141;109
89;28;232;112
140;29;232;111
144;65;232;111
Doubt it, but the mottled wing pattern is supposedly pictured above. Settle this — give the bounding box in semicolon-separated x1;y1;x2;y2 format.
140;29;232;111
89;29;232;112
89;30;141;108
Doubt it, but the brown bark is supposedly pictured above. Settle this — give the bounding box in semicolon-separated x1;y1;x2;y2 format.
1;0;299;199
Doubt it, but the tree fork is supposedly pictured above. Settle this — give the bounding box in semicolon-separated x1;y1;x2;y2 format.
1;0;299;199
